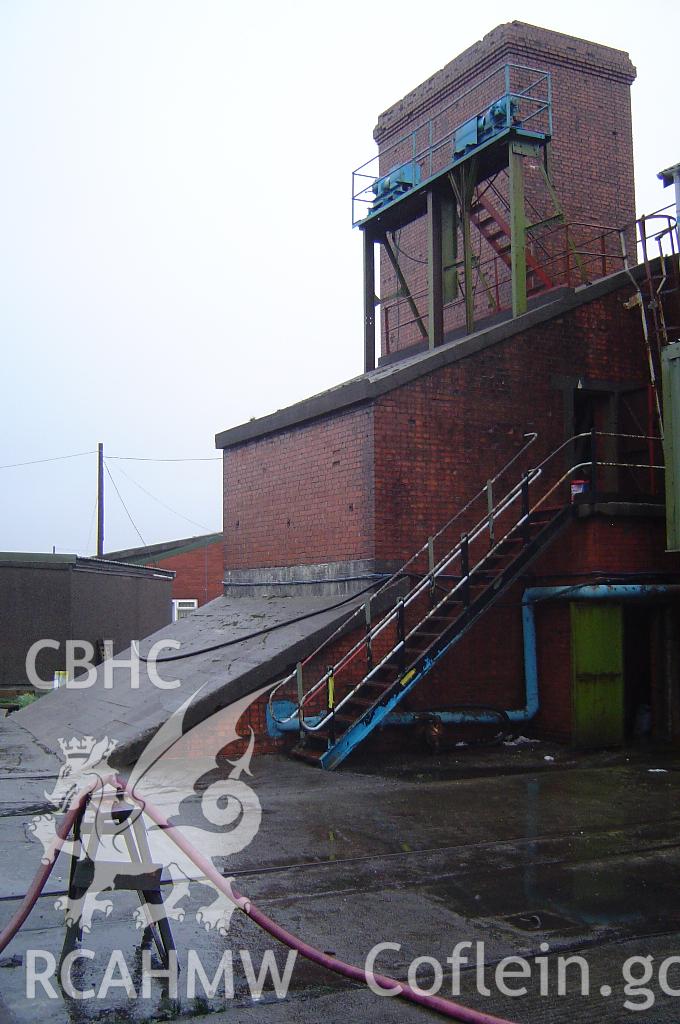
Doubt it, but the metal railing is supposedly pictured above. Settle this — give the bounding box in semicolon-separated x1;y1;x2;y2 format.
352;63;552;226
381;203;679;353
382;220;629;352
267;431;540;722
269;431;663;735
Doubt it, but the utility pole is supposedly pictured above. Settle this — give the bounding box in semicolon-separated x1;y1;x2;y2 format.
97;442;104;557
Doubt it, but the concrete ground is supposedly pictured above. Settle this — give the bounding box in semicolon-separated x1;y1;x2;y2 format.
2;732;680;1023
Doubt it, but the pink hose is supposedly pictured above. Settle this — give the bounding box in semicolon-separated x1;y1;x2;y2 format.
1;775;518;1024
120;777;518;1024
0;775;113;955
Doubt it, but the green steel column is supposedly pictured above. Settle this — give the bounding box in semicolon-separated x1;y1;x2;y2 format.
427;190;443;349
509;142;527;317
449;161;477;335
461;190;474;334
442;194;458;305
363;229;376;372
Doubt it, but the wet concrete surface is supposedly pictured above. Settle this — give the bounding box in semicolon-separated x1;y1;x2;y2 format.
2;742;680;1021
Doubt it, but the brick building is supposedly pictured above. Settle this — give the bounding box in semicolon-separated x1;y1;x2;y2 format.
0;553;173;693
368;22;637;356
215;23;680;766
106;533;223;620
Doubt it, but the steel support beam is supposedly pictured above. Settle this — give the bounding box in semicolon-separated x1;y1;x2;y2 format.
362;230;376;372
427;190;443;349
449;164;477;335
509;141;527;317
383;236;428;340
442;194;458;305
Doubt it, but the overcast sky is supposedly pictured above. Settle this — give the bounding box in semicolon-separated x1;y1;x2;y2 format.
0;0;677;554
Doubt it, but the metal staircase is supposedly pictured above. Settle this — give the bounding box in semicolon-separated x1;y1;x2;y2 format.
626;209;680;436
267;430;661;770
294;503;569;769
470;190;554;299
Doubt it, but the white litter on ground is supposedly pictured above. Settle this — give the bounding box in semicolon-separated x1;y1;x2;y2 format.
503;735;541;747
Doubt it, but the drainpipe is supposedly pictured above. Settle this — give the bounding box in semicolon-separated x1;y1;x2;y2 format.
267;702;513;737
267;585;679;737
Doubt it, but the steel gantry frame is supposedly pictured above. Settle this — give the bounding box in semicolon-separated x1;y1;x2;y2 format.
356;65;559;370
361;136;564;370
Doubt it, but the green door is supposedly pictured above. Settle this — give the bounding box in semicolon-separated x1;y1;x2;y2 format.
571;602;624;747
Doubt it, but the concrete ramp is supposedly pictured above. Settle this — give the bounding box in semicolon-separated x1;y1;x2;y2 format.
12;591;368;765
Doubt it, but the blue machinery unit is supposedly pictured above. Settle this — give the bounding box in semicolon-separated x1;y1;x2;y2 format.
354;64;556;373
370;161;422;213
355;66;552;226
370;96;520;214
453;96;519;158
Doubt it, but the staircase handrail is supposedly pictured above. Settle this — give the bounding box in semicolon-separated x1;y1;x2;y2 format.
267;432;539;725
298;431;663;735
300;466;544;733
269;430;662;732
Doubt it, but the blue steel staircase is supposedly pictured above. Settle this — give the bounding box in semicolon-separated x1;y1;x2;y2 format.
268;429;658;770
290;500;570;770
266;432;593;770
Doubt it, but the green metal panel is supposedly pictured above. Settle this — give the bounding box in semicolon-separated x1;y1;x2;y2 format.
509;142;527;317
442;194;458;305
427;190;443;349
662;342;680;550
571;602;624;747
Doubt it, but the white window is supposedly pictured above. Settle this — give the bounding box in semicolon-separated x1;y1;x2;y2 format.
172;599;198;621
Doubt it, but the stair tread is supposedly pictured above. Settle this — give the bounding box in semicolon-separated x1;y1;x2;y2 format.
299;733;327;747
288;505;569;769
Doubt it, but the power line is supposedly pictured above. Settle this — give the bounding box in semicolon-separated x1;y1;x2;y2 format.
104;462;148;551
0;450;95;470
107;455;221;462
0;450;221;470
108;460;215;534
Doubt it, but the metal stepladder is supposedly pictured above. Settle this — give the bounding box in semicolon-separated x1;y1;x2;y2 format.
60;784;176;968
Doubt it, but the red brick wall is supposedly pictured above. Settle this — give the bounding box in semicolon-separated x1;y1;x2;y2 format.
533;515;675;579
223;406;375;570
217;279;677;746
160;691;294;761
182;518;678;756
145;540;223;605
374;288;648;563
223;284;655;577
401;515;680;743
373;23;636;355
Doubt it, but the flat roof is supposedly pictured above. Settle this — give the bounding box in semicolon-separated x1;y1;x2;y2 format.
215;263;647;451
105;532;222;564
0;552;175;578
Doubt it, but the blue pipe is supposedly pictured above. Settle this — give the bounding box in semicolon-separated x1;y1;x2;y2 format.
267;585;676;737
519;584;675;728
